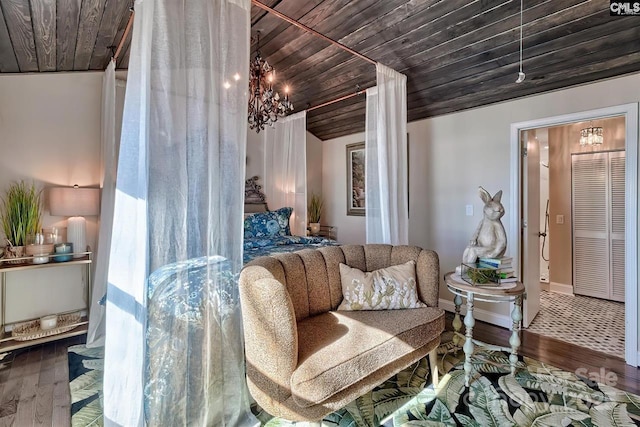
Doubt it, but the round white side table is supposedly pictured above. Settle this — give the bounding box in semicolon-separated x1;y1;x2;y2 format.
444;271;525;387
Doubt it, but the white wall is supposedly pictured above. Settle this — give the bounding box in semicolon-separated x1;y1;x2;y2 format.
322;133;366;244
322;72;640;337
0;72;102;323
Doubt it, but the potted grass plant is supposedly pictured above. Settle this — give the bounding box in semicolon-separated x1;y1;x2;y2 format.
308;193;323;235
1;181;42;263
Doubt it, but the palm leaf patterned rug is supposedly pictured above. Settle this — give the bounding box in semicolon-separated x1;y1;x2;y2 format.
253;332;640;426
67;333;640;427
68;344;104;427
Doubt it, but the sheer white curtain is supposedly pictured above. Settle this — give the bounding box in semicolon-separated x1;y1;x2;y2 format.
86;59;117;348
104;0;256;425
263;111;308;236
365;63;409;245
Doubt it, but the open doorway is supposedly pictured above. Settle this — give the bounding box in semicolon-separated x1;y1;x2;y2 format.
510;103;638;367
525;116;626;358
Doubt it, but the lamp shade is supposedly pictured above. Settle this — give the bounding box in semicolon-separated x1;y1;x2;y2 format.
49;187;100;216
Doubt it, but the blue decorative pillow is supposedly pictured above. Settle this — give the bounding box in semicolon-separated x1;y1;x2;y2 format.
244;207;293;238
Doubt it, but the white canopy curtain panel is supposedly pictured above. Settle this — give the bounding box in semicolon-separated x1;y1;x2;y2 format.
263;111;308;236
365;64;409;245
103;0;257;426
86;59;117;348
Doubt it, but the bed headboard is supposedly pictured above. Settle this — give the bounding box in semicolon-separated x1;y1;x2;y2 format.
244;176;268;214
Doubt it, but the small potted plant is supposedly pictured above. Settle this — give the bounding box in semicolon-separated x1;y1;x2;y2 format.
308;194;323;235
1;181;42;263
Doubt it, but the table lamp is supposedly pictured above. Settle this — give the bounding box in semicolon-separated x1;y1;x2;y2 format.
49;185;100;258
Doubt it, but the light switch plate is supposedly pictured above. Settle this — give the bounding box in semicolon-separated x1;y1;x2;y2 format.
556;214;564;224
466;205;473;216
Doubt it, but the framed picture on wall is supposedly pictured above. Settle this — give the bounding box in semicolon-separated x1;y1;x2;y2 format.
347;142;366;216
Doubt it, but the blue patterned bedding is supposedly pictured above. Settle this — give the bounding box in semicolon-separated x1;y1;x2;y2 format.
243;235;339;264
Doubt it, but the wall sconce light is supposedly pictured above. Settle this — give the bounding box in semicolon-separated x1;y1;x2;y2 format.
48;185;100;258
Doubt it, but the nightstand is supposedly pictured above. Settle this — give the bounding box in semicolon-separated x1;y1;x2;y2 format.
444;271;525;387
309;225;337;240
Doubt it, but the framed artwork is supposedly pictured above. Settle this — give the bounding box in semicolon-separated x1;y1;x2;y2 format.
346;142;366;216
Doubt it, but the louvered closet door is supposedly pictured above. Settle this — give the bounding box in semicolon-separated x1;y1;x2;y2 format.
572;153;609;299
610;151;625;302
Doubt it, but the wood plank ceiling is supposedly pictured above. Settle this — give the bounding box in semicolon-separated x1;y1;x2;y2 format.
1;0;639;140
0;0;133;73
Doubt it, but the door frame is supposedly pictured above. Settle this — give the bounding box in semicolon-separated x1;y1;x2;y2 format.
509;103;639;367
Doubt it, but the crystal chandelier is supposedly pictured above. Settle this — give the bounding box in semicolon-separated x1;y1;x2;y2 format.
579;124;604;146
248;34;294;132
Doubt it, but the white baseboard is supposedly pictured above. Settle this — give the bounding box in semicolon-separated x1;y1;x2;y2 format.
540;282;550;292
439;298;512;329
549;282;574;295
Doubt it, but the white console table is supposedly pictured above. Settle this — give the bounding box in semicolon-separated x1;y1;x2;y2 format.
0;251;92;352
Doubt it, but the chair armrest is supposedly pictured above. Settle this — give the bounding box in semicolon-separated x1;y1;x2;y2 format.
239;271;298;402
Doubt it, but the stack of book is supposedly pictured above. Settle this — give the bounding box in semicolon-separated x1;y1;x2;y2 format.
477;256;517;284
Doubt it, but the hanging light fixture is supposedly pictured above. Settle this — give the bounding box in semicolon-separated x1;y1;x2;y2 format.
515;0;526;83
579;123;604;146
248;32;294;132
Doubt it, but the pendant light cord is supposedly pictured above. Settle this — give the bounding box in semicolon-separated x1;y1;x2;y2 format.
515;0;525;82
519;0;523;73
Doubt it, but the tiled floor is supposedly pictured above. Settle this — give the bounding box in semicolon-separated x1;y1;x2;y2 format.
526;289;625;358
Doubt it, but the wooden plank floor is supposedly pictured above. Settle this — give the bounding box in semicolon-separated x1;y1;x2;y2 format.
446;313;640;395
0;335;84;427
0;319;637;426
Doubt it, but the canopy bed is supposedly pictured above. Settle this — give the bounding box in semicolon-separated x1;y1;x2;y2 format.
112;0;407;423
145;176;337;423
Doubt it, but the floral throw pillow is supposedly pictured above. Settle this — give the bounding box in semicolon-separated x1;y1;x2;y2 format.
337;260;426;311
244;207;293;238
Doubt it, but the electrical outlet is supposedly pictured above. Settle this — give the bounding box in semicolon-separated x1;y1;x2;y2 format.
466;205;473;216
556;214;564;224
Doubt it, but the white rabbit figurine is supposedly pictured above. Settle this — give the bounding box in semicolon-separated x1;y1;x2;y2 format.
456;187;507;273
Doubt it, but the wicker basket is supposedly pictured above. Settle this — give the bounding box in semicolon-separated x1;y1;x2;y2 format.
11;313;82;341
2;245;25;265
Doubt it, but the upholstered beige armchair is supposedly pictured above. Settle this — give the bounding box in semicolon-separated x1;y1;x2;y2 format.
239;244;445;421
